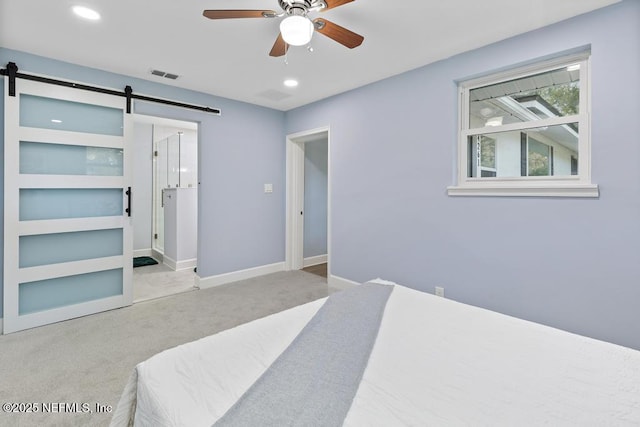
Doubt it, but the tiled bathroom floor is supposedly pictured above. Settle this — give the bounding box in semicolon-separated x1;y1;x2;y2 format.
133;262;197;303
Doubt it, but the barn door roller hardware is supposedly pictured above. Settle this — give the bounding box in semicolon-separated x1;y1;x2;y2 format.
0;62;221;115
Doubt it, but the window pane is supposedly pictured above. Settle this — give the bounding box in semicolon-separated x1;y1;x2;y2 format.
19;269;123;315
19;229;123;268
469;65;580;129
467;123;578;178
20;94;123;136
20;189;123;220
20;141;123;176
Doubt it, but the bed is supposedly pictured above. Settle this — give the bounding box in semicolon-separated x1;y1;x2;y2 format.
110;280;640;426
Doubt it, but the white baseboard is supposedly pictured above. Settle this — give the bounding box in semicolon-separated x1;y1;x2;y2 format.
303;254;328;268
133;248;153;258
327;275;360;291
151;249;163;263
163;256;197;271
198;262;285;290
163;256;177;270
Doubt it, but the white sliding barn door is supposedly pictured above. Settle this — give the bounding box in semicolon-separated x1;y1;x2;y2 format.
3;78;133;333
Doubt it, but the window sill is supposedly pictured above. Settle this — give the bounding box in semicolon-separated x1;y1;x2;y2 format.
447;183;599;198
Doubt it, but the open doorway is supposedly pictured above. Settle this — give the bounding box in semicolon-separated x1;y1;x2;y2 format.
132;115;199;302
286;127;330;280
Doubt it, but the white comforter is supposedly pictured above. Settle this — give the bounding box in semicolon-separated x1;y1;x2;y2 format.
111;283;640;426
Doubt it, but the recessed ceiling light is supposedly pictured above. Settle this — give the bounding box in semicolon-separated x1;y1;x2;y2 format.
284;79;299;88
51;119;62;123
72;5;101;21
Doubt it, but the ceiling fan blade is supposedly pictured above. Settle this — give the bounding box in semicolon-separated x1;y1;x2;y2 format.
313;19;364;49
322;0;355;11
269;33;289;57
203;10;276;19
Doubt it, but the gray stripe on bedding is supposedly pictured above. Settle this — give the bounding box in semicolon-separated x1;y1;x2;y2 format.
214;282;393;427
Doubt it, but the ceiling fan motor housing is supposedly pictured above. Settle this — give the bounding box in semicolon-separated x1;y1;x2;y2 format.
278;0;326;16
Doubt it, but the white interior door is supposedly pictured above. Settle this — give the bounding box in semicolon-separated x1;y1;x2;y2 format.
3;78;133;333
286;139;305;271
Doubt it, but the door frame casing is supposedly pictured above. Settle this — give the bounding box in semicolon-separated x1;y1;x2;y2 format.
285;126;330;274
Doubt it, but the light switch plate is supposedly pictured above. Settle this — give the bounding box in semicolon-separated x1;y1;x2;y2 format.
264;183;273;193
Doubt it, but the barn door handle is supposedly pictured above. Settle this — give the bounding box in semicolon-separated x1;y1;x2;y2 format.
125;187;132;217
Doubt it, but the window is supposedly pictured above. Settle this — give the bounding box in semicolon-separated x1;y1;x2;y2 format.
448;51;598;197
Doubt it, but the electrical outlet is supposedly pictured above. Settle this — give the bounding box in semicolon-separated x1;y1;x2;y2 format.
435;286;445;298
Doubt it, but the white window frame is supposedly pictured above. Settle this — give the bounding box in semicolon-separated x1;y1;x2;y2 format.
448;51;599;198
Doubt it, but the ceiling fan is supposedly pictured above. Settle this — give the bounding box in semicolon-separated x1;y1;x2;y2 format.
203;0;364;57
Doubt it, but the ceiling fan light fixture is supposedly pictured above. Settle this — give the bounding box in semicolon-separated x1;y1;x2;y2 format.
280;15;314;46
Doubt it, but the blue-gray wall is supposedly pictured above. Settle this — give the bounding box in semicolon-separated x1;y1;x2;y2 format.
303;138;328;258
0;48;286;319
285;1;640;349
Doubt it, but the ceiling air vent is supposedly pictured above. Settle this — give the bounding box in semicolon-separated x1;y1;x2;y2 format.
257;89;292;102
150;69;180;80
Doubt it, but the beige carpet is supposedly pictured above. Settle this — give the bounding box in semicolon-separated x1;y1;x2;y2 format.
0;270;330;427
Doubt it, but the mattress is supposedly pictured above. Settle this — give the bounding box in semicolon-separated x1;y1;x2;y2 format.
111;281;640;426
